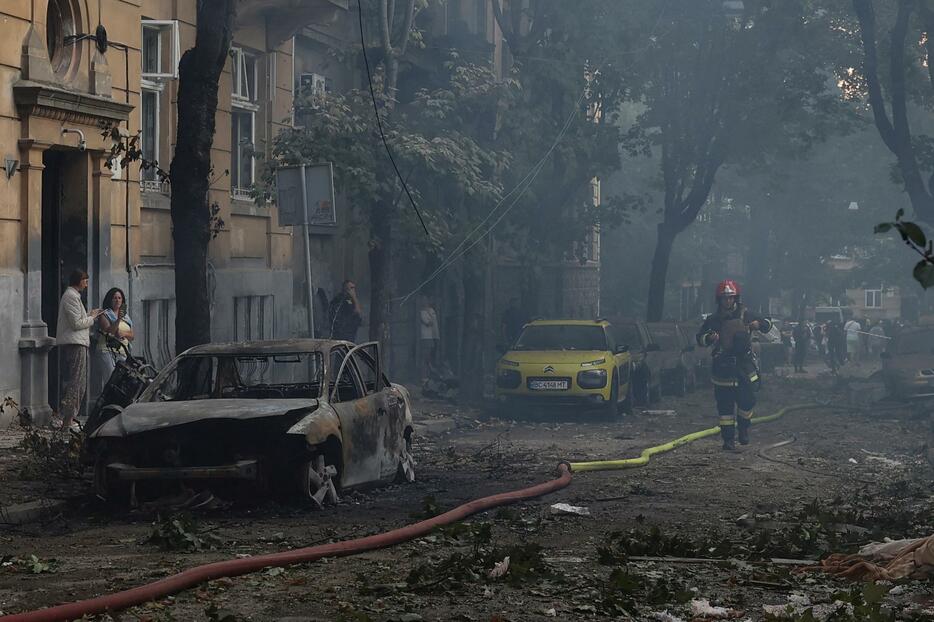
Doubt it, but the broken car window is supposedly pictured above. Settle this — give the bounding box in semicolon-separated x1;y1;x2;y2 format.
141;352;324;402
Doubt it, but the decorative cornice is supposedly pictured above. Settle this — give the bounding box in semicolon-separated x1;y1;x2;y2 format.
13;80;133;126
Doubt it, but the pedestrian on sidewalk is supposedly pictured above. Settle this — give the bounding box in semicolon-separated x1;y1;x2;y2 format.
869;321;887;357
845;317;861;363
419;299;440;379
793;321;810;373
328;279;364;343
56;269;102;432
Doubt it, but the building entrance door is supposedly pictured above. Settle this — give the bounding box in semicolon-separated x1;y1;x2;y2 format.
41;149;89;413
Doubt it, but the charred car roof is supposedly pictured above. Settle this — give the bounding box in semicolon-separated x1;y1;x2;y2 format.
179;339;353;356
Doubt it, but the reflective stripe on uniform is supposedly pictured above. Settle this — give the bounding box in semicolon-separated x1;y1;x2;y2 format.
748;374;759;383
718;417;735;426
712;378;738;387
737;408;753;420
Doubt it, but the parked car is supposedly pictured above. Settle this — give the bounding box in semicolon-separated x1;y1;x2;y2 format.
85;340;415;506
751;323;786;373
608;318;662;405
494;319;634;417
881;327;934;399
647;322;698;395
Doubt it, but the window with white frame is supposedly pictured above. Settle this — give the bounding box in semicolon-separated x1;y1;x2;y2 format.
231;47;259;197
141;20;180;80
865;289;883;308
140;88;159;182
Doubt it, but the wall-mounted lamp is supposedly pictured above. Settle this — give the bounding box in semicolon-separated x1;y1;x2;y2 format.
62;128;87;151
3;157;17;180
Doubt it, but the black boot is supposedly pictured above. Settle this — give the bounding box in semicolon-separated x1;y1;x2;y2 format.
737;416;751;445
721;425;736;451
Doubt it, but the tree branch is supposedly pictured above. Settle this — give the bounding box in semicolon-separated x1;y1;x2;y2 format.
852;0;898;152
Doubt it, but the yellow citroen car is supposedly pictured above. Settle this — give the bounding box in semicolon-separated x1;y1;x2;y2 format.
494;319;633;417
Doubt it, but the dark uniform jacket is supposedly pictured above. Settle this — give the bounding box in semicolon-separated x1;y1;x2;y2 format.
696;304;772;387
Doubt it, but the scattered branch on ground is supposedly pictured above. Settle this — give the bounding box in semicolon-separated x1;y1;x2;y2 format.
144;513;223;552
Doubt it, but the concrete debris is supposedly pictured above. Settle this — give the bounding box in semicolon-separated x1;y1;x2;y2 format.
848;458;858;464
549;503;591;516
689;598;743;619
762;593;852;621
813;534;934;581
488;556;510;579
542;607;557;617
650;611;686;622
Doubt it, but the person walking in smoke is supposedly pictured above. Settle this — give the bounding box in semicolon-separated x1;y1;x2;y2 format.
792;320;811;373
696;280;773;451
328;280;364;343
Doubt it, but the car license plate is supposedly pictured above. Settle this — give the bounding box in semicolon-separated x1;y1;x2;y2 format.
529;379;569;390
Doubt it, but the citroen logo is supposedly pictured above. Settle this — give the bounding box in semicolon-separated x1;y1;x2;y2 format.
543;365;555;374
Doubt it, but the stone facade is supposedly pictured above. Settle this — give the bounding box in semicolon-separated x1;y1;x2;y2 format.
0;0;346;425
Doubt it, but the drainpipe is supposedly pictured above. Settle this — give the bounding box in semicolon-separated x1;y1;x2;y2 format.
123;45;133;315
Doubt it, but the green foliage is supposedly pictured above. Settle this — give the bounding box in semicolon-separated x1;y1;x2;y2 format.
2;554;56;574
144;513;222;552
12;404;84;480
876;209;934;288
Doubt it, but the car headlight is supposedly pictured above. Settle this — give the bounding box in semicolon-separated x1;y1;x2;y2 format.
500;359;520;367
577;368;608;389
580;358;606;368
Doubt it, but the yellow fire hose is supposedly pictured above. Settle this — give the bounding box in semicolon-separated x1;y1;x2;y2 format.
569;403;844;472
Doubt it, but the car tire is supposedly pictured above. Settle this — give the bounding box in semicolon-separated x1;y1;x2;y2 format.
620;375;634;416
395;429;416;483
93;453;130;505
298;451;340;508
602;369;620;418
635;370;650;406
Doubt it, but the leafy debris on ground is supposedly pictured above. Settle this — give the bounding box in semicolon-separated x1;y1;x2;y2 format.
143;513;222;552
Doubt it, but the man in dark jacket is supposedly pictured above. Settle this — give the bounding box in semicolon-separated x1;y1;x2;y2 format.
696;280;773;450
793;322;811;373
328;280;363;343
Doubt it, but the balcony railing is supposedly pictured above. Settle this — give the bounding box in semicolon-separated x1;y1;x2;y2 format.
140;179;170;194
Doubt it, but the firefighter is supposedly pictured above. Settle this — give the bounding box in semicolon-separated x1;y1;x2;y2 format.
696;280;773;450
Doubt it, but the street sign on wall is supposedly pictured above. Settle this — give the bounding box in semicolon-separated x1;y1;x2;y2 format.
275;163;337;227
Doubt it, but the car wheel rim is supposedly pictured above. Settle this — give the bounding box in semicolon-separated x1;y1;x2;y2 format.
303;455;339;508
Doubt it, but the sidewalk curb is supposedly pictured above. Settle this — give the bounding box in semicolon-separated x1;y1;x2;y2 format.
0;499;69;526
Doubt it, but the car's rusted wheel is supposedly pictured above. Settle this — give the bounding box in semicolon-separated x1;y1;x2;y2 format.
93;453;130;505
299;453;339;508
395;430;416;483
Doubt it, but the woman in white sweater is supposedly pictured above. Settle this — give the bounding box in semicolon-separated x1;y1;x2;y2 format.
55;270;102;431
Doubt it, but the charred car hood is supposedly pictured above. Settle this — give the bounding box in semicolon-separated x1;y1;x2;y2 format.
91;398;319;438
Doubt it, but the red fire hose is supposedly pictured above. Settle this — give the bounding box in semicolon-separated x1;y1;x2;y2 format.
2;463;572;622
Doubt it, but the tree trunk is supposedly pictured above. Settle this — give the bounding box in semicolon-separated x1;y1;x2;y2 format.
459;256;485;404
169;1;236;353
646;224;677;322
368;202;392;345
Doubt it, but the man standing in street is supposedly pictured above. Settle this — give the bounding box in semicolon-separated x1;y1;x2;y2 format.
419;299;441;379
792;321;811;373
844;317;861;363
696;280;773;451
328;280;363;343
56;269;102;432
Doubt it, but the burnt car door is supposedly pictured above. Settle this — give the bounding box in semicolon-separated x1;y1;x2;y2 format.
348;343;407;480
328;344;382;487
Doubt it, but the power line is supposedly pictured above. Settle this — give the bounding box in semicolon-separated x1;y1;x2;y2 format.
357;0;429;237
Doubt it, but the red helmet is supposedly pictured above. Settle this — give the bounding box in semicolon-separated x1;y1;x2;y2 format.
716;279;740;298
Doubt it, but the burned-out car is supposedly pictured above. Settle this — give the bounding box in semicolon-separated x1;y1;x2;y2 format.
882;328;934;399
86;340;415;506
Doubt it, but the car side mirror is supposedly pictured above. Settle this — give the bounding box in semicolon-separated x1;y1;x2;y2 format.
616;345;629;354
646;343;661;352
